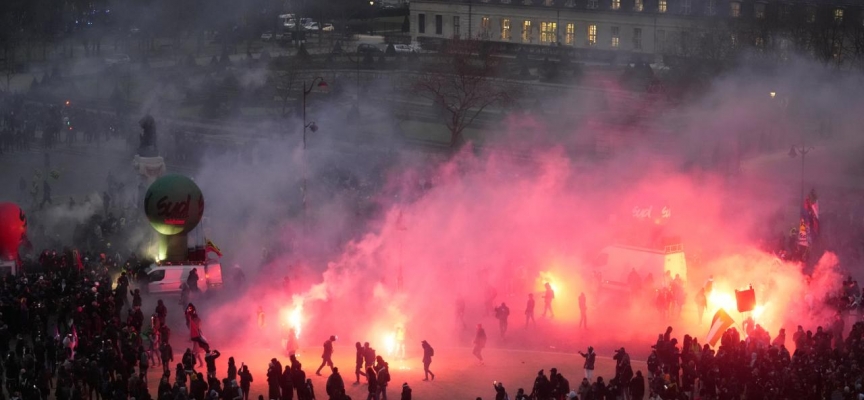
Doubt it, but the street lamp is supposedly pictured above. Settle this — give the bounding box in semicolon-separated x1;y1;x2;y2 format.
302;77;329;150
789;144;814;204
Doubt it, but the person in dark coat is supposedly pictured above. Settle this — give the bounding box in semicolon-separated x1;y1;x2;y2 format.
291;362;307;400
279;365;294;400
238;364;253;400
493;381;507;400
188;269;200;293
400;383;411;400
472;324;487;364
366;367;379;400
316;336;336;376
578;346;596;380
267;358;282;400
354;342;366;384
325;367;344;400
630;370;645;400
421;341;435;381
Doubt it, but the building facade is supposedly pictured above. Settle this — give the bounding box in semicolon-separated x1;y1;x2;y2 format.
410;0;864;64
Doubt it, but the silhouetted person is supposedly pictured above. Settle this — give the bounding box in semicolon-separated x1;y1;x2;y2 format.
355;342;366;384
316;335;336;376
495;302;510;337
525;293;536;327
473;324;487;364
421;340;434;381
579;346;596;380
543;283;554;318
325;367;344;400
630;370;645;400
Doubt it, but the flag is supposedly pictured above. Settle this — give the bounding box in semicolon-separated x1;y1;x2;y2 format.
205;239;222;258
73;249;84;271
706;308;735;347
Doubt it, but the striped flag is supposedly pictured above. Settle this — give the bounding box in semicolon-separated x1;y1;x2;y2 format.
706;308;735;347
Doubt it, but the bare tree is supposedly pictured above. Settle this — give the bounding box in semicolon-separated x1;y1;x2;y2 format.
412;40;511;147
272;61;300;116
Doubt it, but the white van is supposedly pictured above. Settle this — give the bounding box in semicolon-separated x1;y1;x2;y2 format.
144;261;223;295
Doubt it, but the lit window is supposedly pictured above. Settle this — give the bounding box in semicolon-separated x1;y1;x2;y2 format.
658;0;667;13
634;0;643;12
633;28;642;50
835;9;844;23
681;0;691;15
706;0;716;15
611;27;620;48
501;19;511;40
588;24;597;46
481;17;490;38
541;22;557;43
522;20;533;43
612;0;620;10
754;3;765;19
587;0;598;9
730;2;741;18
566;23;575;45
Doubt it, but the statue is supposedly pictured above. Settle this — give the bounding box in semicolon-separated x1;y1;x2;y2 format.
132;114;165;186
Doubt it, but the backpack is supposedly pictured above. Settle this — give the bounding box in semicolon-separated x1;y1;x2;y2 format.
379;368;391;384
429;347;434;357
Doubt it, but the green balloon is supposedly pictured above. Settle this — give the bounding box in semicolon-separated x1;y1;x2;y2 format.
144;174;205;235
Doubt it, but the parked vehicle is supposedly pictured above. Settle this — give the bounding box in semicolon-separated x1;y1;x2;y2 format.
261;31;274;41
104;54;131;66
393;44;412;53
144;261;224;295
357;43;383;54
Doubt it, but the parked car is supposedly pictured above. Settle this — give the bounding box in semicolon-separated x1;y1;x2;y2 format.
261;31;274;41
322;23;335;32
305;22;320;31
393;44;412;53
104;54;131;66
357;43;383;54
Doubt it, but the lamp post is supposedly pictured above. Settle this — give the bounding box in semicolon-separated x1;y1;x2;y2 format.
789;144;813;204
300;77;328;230
302;77;328;150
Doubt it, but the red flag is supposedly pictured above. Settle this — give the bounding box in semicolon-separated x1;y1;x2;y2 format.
74;250;84;271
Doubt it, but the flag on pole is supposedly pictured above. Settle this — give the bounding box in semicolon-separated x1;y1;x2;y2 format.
205;239;222;258
73;249;84;271
706;308;735;347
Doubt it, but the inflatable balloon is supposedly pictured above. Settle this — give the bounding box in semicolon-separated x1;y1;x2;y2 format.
144;174;204;236
0;203;27;259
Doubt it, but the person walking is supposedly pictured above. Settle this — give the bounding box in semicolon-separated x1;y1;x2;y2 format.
578;346;596;380
354;342;366;384
316;335;336;376
473;324;487;364
421;340;435;381
376;361;391;400
495;303;510;338
525;294;536;328
543;283;555;318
